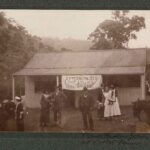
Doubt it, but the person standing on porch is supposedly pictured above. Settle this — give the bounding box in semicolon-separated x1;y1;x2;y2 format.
52;86;66;126
15;96;24;131
7;99;16;119
79;87;94;131
97;84;105;120
40;90;50;127
6;99;16;131
1;100;9;131
110;84;121;117
103;86;115;120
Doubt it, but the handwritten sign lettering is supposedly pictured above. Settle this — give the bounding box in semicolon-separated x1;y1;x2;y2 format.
62;75;102;90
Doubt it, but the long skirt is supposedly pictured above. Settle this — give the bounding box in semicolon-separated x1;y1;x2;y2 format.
104;104;114;118
16;119;24;131
113;98;121;116
40;109;50;125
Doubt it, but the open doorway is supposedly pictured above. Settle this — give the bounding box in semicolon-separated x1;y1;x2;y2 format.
63;90;76;108
34;75;56;93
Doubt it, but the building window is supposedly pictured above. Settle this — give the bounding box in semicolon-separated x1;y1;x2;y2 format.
103;75;140;88
34;76;56;93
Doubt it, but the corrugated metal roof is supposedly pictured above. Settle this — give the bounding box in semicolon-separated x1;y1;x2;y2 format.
14;49;146;75
14;67;145;75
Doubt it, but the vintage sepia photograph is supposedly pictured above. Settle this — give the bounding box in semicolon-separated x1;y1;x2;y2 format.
0;10;150;133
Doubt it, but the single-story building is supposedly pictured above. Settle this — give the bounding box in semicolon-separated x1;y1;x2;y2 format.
13;49;149;108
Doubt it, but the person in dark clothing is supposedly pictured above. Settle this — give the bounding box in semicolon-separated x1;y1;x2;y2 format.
52;87;66;126
1;100;9;131
40;91;51;127
5;99;16;131
79;87;94;131
15;96;24;131
0;103;4;130
0;102;9;131
7;100;16;119
97;85;105;120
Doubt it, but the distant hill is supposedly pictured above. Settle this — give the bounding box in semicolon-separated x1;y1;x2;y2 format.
41;37;92;51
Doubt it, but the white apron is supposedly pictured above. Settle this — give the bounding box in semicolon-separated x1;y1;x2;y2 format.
103;90;114;118
111;89;121;116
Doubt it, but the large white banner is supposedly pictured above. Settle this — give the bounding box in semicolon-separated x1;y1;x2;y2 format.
62;75;102;91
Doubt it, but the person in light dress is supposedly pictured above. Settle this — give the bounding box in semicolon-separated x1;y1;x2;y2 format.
110;84;121;116
103;86;115;120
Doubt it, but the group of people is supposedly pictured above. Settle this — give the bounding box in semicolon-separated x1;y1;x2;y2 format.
40;86;67;127
78;84;121;131
0;96;24;131
0;84;121;132
39;84;121;132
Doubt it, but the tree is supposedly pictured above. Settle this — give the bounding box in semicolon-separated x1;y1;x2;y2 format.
0;12;54;99
88;10;145;49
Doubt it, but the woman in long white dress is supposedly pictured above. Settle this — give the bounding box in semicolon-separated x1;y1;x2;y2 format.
110;85;121;116
103;86;115;119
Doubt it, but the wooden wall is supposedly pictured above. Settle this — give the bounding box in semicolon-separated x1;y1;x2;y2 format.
24;76;141;108
118;87;141;105
25;76;41;108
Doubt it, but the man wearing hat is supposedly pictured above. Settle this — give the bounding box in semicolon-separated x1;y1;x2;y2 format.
52;86;67;126
0;100;9;131
7;99;16;119
15;96;24;131
79;87;94;131
4;98;16;131
97;84;105;120
40;90;51;127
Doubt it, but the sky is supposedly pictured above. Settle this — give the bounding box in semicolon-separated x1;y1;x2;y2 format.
2;10;150;48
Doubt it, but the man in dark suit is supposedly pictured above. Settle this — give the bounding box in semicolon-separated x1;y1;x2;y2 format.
52;87;66;126
97;85;105;120
7;99;16;119
0;100;9;131
40;90;50;127
15;96;24;131
5;99;16;131
79;87;94;131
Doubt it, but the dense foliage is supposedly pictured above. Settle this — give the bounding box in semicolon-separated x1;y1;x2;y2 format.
0;12;54;99
88;10;145;49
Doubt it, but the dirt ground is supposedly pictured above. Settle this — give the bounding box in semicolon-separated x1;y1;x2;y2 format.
24;106;138;133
